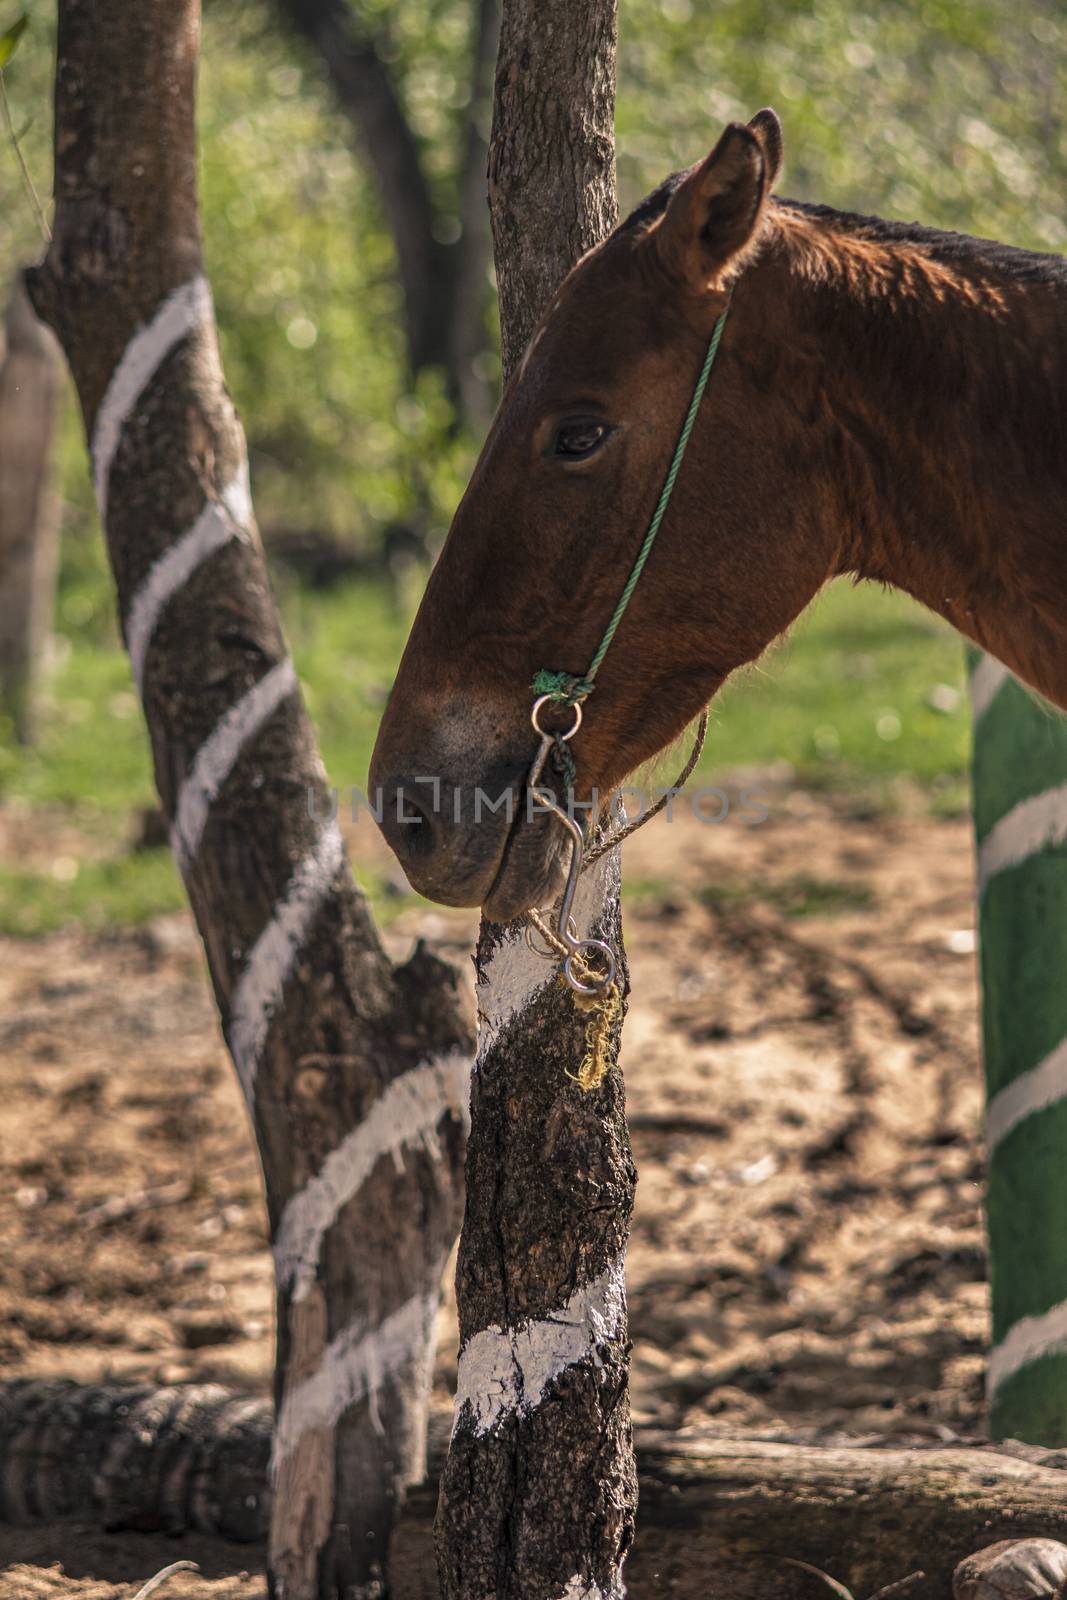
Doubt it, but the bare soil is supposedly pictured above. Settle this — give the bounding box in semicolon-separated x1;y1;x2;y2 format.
0;787;987;1596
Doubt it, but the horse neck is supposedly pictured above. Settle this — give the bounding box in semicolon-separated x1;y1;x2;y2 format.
766;216;1067;708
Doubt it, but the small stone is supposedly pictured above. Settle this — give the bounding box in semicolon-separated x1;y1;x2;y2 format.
953;1539;1067;1599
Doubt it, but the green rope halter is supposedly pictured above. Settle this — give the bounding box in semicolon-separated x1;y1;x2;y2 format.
532;300;730;708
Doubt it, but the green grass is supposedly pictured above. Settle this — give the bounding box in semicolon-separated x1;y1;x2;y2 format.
0;571;970;936
692;579;970;808
282;575;415;793
0;850;186;937
0;573;414;819
700;873;875;919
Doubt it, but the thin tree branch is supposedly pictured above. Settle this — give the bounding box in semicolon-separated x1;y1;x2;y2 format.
274;0;449;374
0;70;50;242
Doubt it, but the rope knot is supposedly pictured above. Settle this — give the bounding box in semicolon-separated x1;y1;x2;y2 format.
531;668;594;705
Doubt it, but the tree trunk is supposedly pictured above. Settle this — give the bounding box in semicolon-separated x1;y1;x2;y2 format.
447;0;500;431
969;649;1067;1446
27;6;474;1597
436;6;633;1598
0;1380;272;1543
0;269;60;744
487;0;618;378
6;1380;1067;1600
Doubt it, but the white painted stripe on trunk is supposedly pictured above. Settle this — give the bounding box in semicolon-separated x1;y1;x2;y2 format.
477;842;621;1058
452;1258;626;1439
274;1048;472;1301
228;822;345;1099
476;928;555;1052
969;654;1010;724
273;1290;436;1468
172;658;298;873
92;276;212;521
987;1038;1067;1153
978;781;1067;894
988;1294;1067;1399
125;464;251;693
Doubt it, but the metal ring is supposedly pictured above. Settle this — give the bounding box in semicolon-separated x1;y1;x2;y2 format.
524;922;555;959
564;938;616;995
531;694;582;741
525;915;579;960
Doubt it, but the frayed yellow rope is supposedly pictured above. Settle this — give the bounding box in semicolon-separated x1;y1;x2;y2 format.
529;912;621;1090
563;975;622;1092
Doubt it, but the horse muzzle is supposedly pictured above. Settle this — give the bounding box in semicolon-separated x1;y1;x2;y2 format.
369;758;568;920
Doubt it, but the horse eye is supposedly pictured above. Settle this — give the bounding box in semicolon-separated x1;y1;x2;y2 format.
553;421;607;459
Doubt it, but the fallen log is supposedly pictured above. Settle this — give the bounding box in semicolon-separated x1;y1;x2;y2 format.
2;1382;1065;1597
0;1380;271;1544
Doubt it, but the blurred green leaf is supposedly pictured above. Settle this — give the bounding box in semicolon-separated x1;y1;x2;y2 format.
0;14;27;69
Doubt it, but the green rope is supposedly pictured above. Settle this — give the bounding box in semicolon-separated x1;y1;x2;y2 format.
533;301;731;705
532;668;594;704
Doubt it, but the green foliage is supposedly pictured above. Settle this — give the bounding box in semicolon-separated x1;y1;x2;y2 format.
198;3;479;544
0;13;27;68
5;0;1066;547
0;1;52;258
2;0;1062;932
618;0;1067;254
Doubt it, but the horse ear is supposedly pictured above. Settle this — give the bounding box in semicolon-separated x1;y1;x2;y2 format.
654;120;772;291
748;107;784;189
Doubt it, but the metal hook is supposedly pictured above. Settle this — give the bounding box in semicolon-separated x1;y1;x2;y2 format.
525;912;579;959
526;696;616;995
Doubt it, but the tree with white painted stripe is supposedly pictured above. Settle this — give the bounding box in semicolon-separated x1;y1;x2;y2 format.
434;3;637;1597
26;4;474;1596
970;653;1067;1445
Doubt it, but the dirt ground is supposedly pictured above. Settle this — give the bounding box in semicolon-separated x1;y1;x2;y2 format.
0;784;988;1597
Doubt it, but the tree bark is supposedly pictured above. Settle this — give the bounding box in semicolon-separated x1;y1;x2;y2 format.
27;6;474;1597
0;1380;272;1543
447;0;500;430
487;0;618;376
436;6;632;1598
6;1381;1067;1600
0;269;60;744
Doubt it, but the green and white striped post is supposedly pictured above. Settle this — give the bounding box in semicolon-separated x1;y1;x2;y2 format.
970;651;1067;1444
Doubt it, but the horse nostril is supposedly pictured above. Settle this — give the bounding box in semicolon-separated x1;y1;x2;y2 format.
379;781;439;862
370;757;528;909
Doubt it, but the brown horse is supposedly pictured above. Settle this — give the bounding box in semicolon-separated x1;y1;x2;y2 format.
370;108;1067;922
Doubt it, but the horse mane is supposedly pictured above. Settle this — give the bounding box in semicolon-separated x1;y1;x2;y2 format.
619;173;687;233
779;198;1067;287
619;176;1067;288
